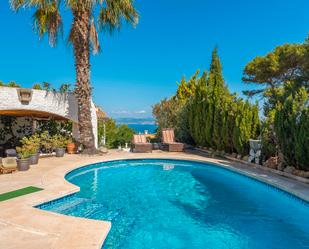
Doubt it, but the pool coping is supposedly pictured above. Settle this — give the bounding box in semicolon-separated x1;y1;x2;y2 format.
0;151;308;249
46;157;309;205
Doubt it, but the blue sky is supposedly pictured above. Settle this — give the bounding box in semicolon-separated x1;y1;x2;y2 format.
0;0;308;118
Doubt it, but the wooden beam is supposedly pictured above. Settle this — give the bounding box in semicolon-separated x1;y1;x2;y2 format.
0;109;68;120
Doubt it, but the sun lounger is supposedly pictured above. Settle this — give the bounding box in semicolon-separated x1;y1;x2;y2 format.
162;128;184;152
0;157;17;174
132;134;152;153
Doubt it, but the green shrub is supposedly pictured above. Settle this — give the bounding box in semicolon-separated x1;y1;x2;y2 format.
20;134;41;155
6;81;20;88
39;131;54;153
274;87;309;170
51;134;69;149
98;119;134;149
32;83;42;90
16;146;32;159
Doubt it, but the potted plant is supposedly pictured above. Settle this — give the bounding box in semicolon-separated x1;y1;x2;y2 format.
66;137;77;154
20;134;41;165
16;146;31;171
40;131;54;154
52;135;68;157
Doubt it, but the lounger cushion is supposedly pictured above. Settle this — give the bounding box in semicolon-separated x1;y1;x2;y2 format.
133;134;147;144
162;128;176;144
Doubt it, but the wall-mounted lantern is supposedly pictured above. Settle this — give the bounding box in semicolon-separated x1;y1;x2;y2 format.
17;88;33;105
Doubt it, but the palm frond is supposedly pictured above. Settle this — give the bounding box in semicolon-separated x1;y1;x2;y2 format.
33;1;63;47
10;0;26;10
98;0;139;33
10;0;54;10
89;18;100;54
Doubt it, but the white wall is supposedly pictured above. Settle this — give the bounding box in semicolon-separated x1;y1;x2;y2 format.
0;87;98;148
0;86;78;122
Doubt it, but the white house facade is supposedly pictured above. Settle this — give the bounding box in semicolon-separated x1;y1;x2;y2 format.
0;86;98;148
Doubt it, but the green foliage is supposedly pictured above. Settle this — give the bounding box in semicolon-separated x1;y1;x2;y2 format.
7;81;20;88
16;132;69;157
20;134;41;155
10;0;139;51
39;131;54;153
32;83;43;90
260;111;277;161
98;119;134;149
152;98;179;137
42;82;51;91
101;118;117;148
231;99;259;155
51;134;69;149
37;120;72;137
274;86;308;170
0;80;74;93
243;36;309;169
187;49;260;155
115;125;134;146
59;83;72;93
153;48;260;156
242;36;309;115
187;72;208;146
153;71;200;143
17;133;42;159
16;146;32;159
0;81;21;88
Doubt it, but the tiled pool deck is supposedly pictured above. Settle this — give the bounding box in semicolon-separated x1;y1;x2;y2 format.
0;150;308;249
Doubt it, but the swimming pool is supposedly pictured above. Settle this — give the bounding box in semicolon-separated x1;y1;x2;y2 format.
38;159;309;249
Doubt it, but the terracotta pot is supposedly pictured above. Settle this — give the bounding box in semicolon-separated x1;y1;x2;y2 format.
67;143;77;154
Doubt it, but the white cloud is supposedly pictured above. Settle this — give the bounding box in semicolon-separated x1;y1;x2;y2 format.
111;110;130;114
135;110;147;114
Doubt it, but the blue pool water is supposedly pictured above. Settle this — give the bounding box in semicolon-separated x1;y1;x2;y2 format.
39;159;309;249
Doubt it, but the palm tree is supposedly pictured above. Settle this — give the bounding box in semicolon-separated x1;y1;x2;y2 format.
10;0;138;153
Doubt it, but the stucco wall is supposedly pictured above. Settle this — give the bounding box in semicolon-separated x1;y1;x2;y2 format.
0;86;79;122
0;87;98;148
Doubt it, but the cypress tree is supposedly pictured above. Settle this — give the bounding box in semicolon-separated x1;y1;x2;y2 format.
207;48;229;150
165;48;261;156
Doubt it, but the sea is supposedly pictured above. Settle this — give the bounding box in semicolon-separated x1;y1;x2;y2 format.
115;118;157;134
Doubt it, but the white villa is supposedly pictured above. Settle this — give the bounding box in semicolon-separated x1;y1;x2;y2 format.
0;86;101;155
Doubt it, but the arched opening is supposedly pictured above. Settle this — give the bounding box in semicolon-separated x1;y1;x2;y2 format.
0;109;77;157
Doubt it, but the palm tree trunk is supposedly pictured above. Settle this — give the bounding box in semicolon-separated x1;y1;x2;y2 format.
72;10;96;153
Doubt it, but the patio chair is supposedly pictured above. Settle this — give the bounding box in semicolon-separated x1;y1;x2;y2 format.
161;128;184;152
0;157;17;174
131;134;152;153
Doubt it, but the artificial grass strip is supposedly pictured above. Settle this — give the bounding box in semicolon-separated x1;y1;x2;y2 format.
0;186;43;202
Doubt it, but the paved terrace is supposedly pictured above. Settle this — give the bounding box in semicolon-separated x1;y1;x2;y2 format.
0;150;308;249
